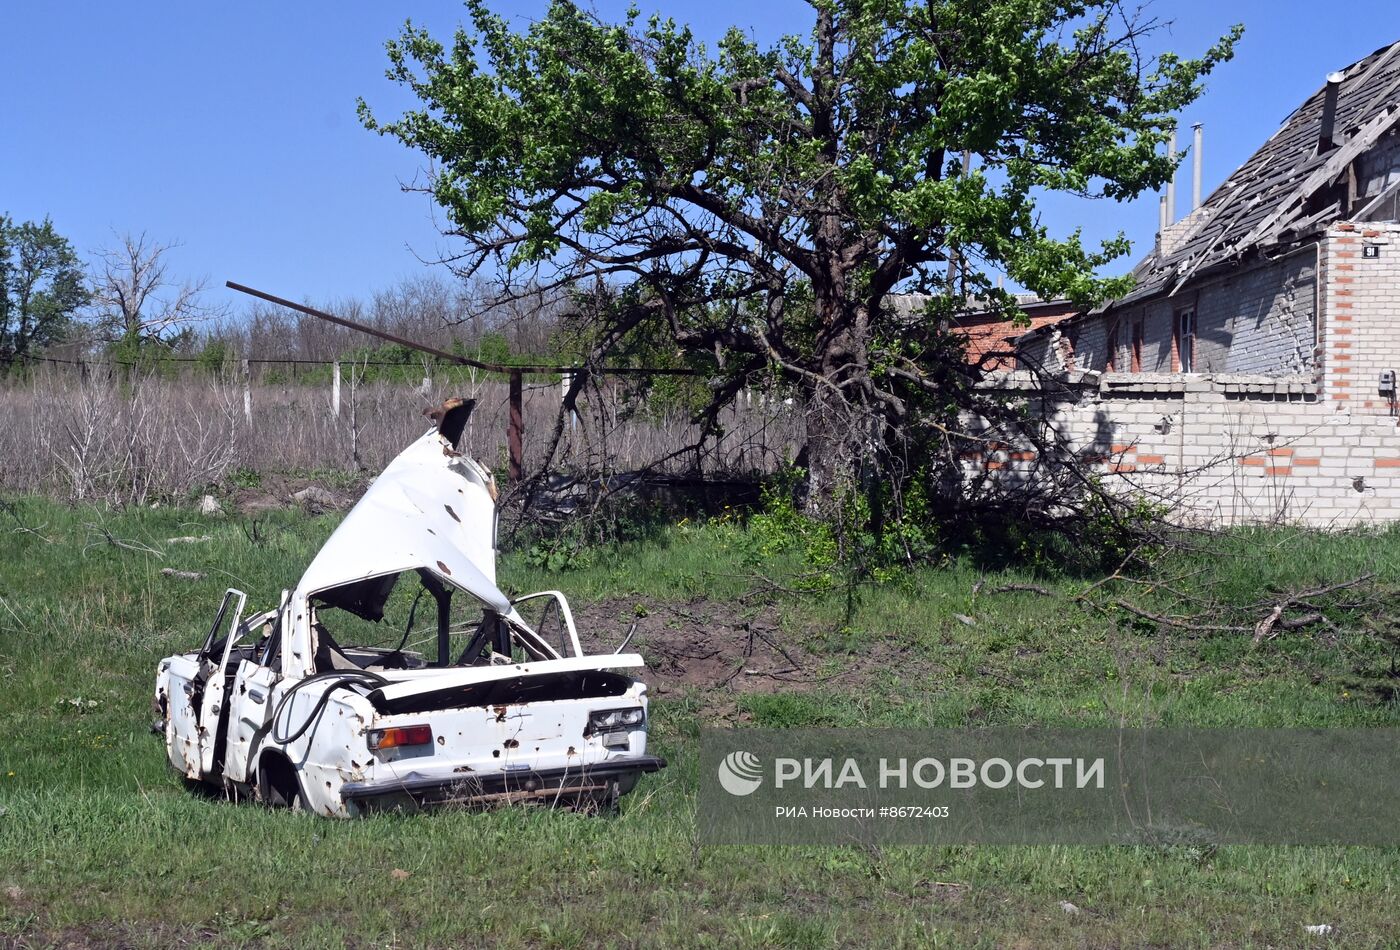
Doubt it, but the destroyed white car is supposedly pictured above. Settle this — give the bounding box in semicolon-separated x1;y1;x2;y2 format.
154;398;664;817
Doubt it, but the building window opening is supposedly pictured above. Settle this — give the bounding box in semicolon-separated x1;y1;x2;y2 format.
1177;309;1196;373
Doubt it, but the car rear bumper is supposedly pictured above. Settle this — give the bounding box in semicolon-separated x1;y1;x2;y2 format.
340;754;667;810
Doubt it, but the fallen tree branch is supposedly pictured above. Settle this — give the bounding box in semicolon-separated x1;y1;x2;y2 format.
84;523;164;558
1252;605;1284;645
1111;599;1250;635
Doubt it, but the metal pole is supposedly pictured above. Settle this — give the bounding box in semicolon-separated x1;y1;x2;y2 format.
508;370;524;482
350;364;360;470
1165;129;1178;225
224;281;699;377
1192;123;1203;211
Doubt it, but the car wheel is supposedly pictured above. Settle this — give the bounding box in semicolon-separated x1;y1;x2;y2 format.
259;756;309;810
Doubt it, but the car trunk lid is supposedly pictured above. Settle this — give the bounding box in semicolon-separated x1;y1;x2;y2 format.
365;653;646;715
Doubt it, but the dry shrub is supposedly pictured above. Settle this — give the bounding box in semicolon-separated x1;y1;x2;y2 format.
0;364;797;505
3;368;242;504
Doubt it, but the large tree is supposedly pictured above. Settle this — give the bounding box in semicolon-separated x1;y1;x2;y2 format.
0;215;87;368
361;0;1238;521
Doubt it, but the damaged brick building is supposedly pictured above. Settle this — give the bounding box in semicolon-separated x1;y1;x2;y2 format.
981;40;1400;524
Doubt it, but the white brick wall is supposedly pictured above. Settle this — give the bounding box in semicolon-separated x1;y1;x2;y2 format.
1213;248;1317;373
965;374;1400;526
995;221;1400;523
1319;222;1400;418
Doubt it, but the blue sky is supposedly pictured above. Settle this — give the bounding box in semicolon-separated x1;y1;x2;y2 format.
5;1;1400;312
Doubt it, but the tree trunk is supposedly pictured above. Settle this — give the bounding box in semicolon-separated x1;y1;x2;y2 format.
801;382;852;517
800;293;867;518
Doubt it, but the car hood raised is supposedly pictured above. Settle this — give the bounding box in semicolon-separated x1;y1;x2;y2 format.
292;416;507;615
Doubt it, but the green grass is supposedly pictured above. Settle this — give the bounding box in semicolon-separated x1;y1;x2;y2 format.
0;497;1397;947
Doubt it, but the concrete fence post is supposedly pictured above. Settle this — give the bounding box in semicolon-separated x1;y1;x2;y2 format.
240;359;252;426
562;371;578;431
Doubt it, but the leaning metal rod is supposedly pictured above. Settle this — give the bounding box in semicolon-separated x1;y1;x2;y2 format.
226;279;700;485
224;280;698;377
228;280;494;371
227;280;531;482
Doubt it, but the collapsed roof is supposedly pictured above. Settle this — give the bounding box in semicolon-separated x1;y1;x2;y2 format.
1119;39;1400;307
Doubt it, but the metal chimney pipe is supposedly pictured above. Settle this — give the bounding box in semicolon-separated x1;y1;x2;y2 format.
1192;123;1203;210
1159;195;1168;233
1165;129;1178;225
1318;71;1344;152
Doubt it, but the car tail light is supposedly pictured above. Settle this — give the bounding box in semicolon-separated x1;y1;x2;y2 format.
367;724;434;751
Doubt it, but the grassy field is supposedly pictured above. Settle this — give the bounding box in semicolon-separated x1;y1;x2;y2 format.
0;496;1397;948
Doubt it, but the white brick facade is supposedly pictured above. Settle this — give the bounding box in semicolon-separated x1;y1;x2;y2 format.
1051;249;1319;377
1318;222;1400;417
996;219;1400;525
967;372;1400;526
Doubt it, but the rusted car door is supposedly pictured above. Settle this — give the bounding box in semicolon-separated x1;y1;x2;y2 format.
164;589;244;779
196;589;247;776
223;593;287;786
162;651;204;778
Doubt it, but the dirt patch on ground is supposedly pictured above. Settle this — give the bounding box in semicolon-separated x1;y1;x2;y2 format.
570;596;931;718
